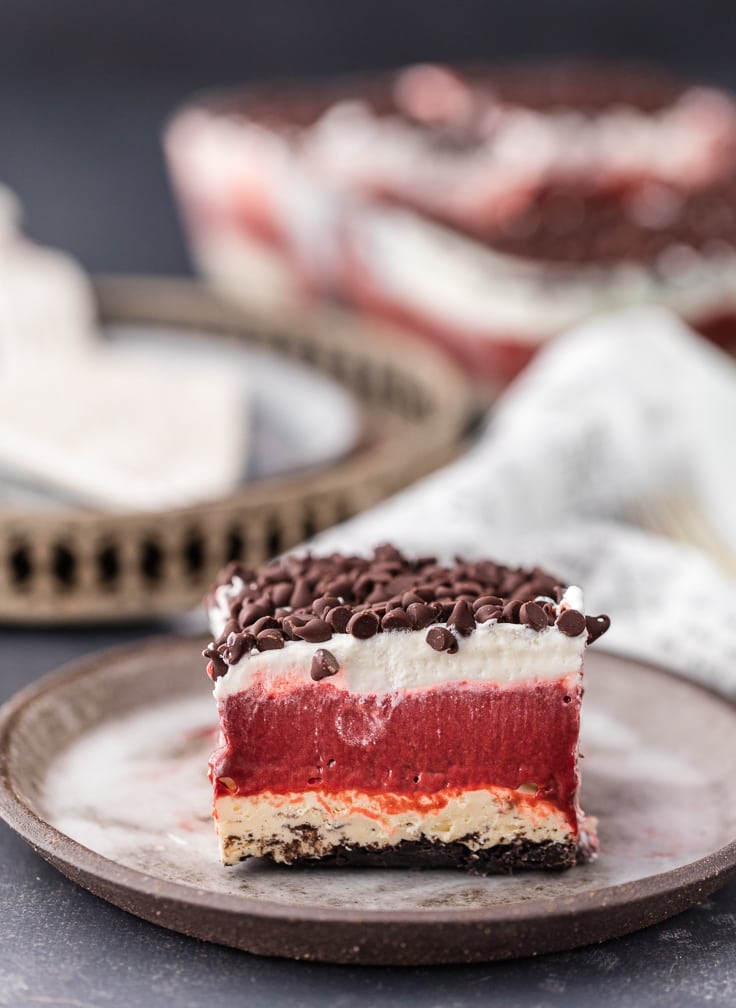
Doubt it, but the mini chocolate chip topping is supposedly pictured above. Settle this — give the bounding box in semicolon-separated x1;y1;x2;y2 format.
203;645;228;680
290;578;314;609
473;595;503;611
407;601;439;630
585;613;611;643
256;628;285;651
426;626;459;654
270;582;293;607
310;648;340;681
519;601;547;632
556;609;587;637
475;604;503;624
382;608;412;631
447;599;475;637
204;545;610;671
347;609;380;639
325;605;353;633
251;615;280;636
294;618;332;644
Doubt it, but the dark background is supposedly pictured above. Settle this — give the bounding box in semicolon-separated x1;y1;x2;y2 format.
1;0;735;275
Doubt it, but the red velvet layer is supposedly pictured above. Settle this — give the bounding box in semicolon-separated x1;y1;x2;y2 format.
211;676;582;829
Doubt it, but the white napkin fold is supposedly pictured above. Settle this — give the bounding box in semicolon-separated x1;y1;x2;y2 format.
312;307;736;701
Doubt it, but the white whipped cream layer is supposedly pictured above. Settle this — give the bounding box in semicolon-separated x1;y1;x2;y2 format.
215;787;573;865
209;582;587;699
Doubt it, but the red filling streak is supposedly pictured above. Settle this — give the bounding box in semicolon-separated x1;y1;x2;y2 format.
211;676;582;830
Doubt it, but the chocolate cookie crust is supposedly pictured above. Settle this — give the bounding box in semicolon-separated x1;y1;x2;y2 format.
223;833;587;875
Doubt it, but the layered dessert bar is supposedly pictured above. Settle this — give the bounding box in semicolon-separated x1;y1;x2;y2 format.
203;546;609;872
166;62;736;386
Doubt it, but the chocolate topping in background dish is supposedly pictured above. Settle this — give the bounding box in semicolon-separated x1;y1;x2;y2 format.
222;62;736;265
203;546;610;677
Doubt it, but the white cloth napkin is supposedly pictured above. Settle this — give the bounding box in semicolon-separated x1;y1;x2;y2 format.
312;307;736;701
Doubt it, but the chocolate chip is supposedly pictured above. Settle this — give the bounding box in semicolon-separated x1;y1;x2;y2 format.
434;597;456;620
473;595;503;611
347;610;380;639
373;559;404;576
401;591;426;608
225;632;252;664
313;595;340;617
426;626;459;654
290;578;314;609
502;599;523;622
251;615;280;635
203;646;228;679
282;613;308;639
475;604;503;623
354;574;376;598
382;608;412;631
499;570;525;595
543;602;557;625
447;599;475;636
310;648;340;680
366;585;393;604
238;602;270;628
455;580;483;596
469;560;500;583
520;601;547;631
385;574;418;595
220;617;239;640
323;576;354;600
374;544;404;563
556;609;587;637
270;582;294;607
413;584;439;602
294;618;332;643
261;566;288;585
406;601;439;630
325;605;353;633
256;628;285;651
585;613;611;643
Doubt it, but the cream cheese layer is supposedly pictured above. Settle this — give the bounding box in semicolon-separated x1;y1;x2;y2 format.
215;787;574;865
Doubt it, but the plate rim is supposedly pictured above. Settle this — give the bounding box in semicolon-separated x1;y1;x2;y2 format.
1;634;735;962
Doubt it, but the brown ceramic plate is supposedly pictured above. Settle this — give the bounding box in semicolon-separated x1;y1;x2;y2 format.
0;636;735;966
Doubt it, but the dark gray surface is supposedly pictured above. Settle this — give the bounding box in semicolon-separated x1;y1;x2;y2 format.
1;629;736;1007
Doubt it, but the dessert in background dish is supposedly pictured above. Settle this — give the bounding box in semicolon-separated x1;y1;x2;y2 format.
203;545;610;873
165;63;736;387
0;187;247;511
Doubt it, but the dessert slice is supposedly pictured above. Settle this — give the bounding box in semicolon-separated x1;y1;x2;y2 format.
203;546;609;873
166;62;736;386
